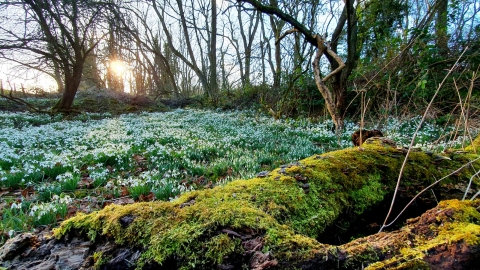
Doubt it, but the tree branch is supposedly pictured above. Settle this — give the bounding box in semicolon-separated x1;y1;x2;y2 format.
237;0;317;47
275;28;298;45
322;48;346;82
0;92;47;114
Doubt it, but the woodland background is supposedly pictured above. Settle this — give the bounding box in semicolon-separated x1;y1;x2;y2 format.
0;0;478;122
0;1;480;268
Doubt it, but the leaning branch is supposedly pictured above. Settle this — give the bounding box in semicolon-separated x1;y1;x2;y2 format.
0;92;47;114
237;0;317;46
322;47;346;82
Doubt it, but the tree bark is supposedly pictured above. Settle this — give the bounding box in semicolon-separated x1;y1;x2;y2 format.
435;0;449;56
54;64;84;112
209;0;218;103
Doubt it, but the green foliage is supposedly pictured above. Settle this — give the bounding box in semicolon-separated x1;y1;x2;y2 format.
153;182;180;201
3;172;26;189
53;140;480;269
357;0;407;60
0;109;475;248
58;173;80;191
37;183;63;202
128;184;152;200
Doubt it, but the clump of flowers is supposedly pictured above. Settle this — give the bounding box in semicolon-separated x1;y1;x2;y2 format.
29;194;73;226
88;165;110;188
56;171;80;191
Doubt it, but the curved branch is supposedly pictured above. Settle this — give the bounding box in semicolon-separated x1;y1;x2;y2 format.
322;48;346;82
237;0;317;47
275;28;298;45
0;92;48;114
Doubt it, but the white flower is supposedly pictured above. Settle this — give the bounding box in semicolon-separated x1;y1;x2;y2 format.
29;205;39;216
8;230;15;237
59;195;72;204
10;202;21;209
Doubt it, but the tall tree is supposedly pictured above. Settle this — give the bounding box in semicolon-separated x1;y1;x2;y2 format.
105;18;125;92
151;0;218;103
224;4;260;88
435;0;449;56
237;0;355;133
209;0;218;101
0;0;112;112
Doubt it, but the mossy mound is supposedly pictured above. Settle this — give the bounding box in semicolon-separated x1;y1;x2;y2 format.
51;137;480;269
72;89;169;114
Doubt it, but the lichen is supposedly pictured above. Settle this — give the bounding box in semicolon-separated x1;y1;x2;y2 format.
53;138;480;269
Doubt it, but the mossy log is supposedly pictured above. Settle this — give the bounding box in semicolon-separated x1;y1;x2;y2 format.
1;137;480;269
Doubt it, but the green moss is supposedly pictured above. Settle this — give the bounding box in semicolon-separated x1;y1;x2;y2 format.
93;251;109;270
465;135;480;153
205;234;242;264
53;138;480;269
365;199;480;270
350;174;386;215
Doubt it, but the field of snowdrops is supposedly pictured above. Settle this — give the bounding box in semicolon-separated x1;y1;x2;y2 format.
0;109;474;242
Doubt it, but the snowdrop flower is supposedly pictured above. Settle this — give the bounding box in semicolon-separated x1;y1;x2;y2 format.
59;195;72;204
10;202;21;209
29;205;39;216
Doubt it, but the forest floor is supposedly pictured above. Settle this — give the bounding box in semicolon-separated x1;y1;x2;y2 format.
0;90;479;248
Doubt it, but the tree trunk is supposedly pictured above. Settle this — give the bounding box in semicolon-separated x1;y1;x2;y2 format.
152;0;212;100
435;0;449;56
3;137;478;269
238;0;357;132
53;66;83;112
209;0;218;104
271;15;283;90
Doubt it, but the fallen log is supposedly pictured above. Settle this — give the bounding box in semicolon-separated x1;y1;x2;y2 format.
1;137;479;269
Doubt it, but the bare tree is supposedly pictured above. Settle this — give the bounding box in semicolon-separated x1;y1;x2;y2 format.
0;0;113;112
224;2;261;88
237;0;354;133
113;2;181;98
151;0;218;103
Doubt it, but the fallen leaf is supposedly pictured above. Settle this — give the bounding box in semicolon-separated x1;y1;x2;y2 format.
121;186;129;197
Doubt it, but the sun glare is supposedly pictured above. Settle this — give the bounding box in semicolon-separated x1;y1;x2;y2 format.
110;60;127;77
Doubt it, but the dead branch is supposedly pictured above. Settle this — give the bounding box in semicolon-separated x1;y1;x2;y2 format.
0;92;49;114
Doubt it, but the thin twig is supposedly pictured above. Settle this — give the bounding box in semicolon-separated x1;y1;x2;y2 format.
431;189;438;204
463;165;480;201
379;47;469;233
